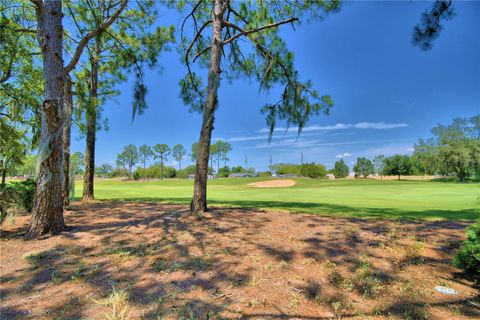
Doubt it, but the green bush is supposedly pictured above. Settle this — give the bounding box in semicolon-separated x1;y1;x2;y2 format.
0;179;36;223
11;179;36;212
258;171;272;177
453;223;480;279
217;166;231;178
300;163;327;178
132;171;140;180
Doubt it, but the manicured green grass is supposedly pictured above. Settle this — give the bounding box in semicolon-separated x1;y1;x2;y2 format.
74;178;480;220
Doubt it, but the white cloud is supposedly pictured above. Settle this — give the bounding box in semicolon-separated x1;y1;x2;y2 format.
258;122;408;134
353;122;408;129
217;122;409;144
335;152;351;158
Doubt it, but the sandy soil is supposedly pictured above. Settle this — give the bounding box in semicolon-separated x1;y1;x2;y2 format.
248;179;297;188
1;202;478;319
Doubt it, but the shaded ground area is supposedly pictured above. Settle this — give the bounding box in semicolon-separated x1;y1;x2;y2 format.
1;201;479;319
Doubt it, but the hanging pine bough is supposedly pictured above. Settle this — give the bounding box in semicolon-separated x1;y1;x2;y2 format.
412;0;456;51
176;0;340;214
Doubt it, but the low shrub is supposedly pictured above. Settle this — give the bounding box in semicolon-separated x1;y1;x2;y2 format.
1;179;36;223
453;223;480;279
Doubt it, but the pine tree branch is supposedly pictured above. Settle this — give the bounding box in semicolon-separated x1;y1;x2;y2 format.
185;19;212;60
181;0;204;39
222;18;298;45
192;46;211;63
64;0;128;73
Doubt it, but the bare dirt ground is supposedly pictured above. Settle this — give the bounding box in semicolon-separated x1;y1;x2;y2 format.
248;179;297;188
1;202;478;320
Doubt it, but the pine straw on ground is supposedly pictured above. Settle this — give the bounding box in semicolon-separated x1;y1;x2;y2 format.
1;201;479;319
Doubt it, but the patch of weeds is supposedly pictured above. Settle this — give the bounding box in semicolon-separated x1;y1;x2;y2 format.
220;247;236;255
302;257;317;266
24;250;48;262
70;259;88;281
248;298;266;308
51;297;82;320
132;242;161;257
278;260;289;269
324;261;344;287
263;262;275;271
403;238;425;265
101;247;133;261
244;254;260;264
289;294;300;314
177;303;197;320
71;266;85;281
319;294;352;319
344;225;360;239
325;256;383;299
64;245;86;255
440;239;461;252
185;255;211;271
90;264;101;275
305;280;322;300
249;275;260;287
95;286;131;320
351;254;383;299
169;261;185;272
101;237;112;246
50;269;60;284
152;259;168;272
400;281;430;320
404;302;430;320
24;250;49;269
227;274;248;288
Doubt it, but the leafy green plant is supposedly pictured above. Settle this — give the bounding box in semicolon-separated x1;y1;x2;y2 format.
453;223;480;279
0;179;36;222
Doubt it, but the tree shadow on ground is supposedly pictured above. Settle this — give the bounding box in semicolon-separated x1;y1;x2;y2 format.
93;197;480;220
1;201;478;319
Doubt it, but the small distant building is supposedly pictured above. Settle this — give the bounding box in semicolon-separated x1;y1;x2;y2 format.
277;174;298;178
327;174;335;180
228;173;257;178
346;172;355;179
188;174;216;179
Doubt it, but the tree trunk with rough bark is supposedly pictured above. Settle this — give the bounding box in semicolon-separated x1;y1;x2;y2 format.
62;75;73;207
160;159;164;180
82;38;100;201
26;0;66;237
190;0;223;214
1;166;6;188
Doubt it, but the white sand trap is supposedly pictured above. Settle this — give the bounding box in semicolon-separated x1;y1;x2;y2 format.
248;179;296;188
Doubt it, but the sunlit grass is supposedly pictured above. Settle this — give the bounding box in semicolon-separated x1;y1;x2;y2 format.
73;177;480;220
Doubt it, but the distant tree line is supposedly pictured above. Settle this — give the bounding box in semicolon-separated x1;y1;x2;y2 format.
330;116;479;181
270;163;327;178
94;141;232;180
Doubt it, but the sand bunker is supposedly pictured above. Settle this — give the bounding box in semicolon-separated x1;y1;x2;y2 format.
248;179;296;188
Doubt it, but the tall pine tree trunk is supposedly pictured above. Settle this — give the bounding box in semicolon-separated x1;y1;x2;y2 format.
62;75;73;207
26;0;66;237
1;166;6;188
82;38;100;201
143;159;146;180
190;0;223;214
161;159;164;180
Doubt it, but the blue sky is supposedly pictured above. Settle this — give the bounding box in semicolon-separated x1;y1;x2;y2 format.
70;1;480;171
